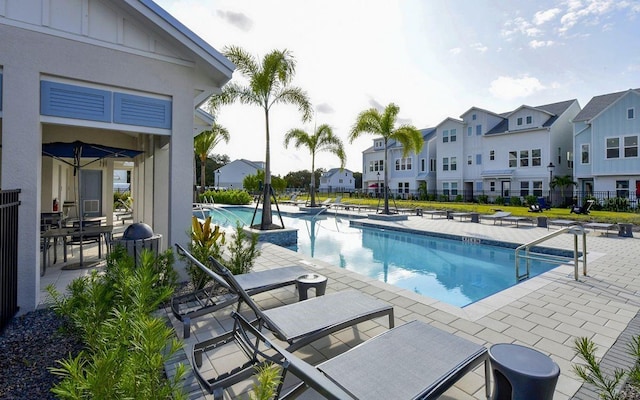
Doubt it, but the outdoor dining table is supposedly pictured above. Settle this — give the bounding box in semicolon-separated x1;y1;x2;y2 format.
41;224;114;275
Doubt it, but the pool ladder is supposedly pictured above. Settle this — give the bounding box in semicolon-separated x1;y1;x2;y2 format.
515;225;587;282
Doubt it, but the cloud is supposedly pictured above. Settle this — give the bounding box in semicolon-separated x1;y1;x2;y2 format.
449;47;462;55
502;16;540;38
216;10;253;31
489;76;545;100
316;103;334;114
533;8;562;25
470;42;488;53
529;39;555;48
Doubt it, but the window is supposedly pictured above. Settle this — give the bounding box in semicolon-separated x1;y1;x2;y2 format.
490;181;496;192
374;140;384;149
532;149;541;166
472;114;477;120
533;181;542;196
607;137;620;158
520;181;529;196
520;150;529;167
450;128;457;142
443;157;449;171
395;157;412;171
476;181;483;191
628;108;635;120
338;179;343;184
617;180;629;198
430;158;436;172
395;159;400;170
420;158;426;172
625;136;638;157
581;144;590;164
476;125;482;135
509;151;517;167
526;115;532;124
476;154;482;165
467;127;472;136
442;130;449;143
451;182;458;195
490;150;495;161
451;157;457;171
467;155;472;165
517;117;523;126
443;182;449;195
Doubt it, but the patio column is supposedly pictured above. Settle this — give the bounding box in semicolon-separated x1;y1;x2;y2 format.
1;65;42;313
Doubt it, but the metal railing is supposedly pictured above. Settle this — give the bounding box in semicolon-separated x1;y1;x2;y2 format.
515;225;587;282
1;189;21;332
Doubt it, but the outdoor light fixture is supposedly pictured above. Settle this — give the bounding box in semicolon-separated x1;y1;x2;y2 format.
547;162;555;205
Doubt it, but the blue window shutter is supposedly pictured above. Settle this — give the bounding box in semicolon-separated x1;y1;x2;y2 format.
113;93;171;129
40;81;111;122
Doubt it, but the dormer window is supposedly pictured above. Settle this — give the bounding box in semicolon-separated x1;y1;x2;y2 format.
526;115;532;124
472;114;477;120
628;108;635;120
517;117;523;126
375;140;384;148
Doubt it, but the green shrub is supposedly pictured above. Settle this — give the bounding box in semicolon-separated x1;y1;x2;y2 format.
603;197;629;212
510;197;522;206
184;216;225;290
495;196;504;205
223;223;260;275
113;191;131;208
46;249;186;400
525;195;538;206
477;194;489;204
454;194;463;202
200;189;252;205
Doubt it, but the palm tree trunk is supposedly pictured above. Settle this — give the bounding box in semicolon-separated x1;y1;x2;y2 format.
310;154;316;207
261;108;273;229
383;140;390;214
200;155;206;194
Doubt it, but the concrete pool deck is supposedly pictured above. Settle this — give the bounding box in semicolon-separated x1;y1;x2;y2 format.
40;208;640;399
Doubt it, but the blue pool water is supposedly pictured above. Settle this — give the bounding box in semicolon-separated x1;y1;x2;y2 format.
201;206;560;307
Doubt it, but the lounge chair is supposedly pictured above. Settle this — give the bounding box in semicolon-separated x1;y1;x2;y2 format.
192;256;394;396
482;211;511;225
172;243;309;338
570;199;595;215
115;198;133;224
204;312;489;400
537;197;551;210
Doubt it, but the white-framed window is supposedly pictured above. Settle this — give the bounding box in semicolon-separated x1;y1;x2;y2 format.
443;157;449;171
374;140;384;149
338;179;343;183
450;128;457;142
509;151;517;167
607;137;620;158
451;182;458;195
476;125;482;135
628;108;635;120
581;144;590;164
430;158;436;172
490;150;495;161
490;181;496;192
467;155;472;165
476;154;482;165
467;126;472;136
532;149;541;166
443;182;449;195
625;135;638;157
472;114;477;120
398;182;409;194
420;158;426;172
450;157;457;171
520;150;529;167
517;117;523;126
526;115;532;124
520;181;529;196
476;181;483;191
395;157;412;171
533;181;543;196
617;180;629;197
442;130;449;143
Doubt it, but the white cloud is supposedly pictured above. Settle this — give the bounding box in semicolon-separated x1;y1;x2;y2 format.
470;42;488;53
533;8;562;25
489;76;545;100
529;39;555;48
449;47;462;55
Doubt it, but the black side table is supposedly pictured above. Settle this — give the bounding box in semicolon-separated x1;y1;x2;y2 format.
489;343;560;400
296;273;327;301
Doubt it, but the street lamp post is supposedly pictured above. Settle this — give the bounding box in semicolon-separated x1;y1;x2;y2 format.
216;170;221;189
377;172;380;198
547;162;555;206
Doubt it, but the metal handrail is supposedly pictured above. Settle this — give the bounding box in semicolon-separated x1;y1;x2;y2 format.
515;225;587;281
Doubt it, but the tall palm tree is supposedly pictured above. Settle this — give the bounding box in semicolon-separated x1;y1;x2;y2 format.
209;46;312;229
349;103;423;214
551;174;577;206
194;122;230;192
284;124;346;207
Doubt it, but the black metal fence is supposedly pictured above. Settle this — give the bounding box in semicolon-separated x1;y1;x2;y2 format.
1;189;21;332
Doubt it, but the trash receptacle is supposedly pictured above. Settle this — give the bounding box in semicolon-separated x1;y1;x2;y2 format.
112;222;162;266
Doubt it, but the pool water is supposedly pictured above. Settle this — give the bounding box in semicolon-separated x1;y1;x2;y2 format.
202;207;559;307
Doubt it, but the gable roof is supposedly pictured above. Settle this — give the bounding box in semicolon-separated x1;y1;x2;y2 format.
573;89;640;122
323;168;352;177
486;99;576;135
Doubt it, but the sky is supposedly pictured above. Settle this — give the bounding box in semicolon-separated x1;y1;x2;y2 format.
155;0;640;176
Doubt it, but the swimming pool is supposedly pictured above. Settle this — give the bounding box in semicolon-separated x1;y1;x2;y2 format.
201;206;560;307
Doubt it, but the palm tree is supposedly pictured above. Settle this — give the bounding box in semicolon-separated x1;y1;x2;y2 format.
349;103;423;214
194;123;230;193
551;174;577;206
284;124;346;207
209;46;312;230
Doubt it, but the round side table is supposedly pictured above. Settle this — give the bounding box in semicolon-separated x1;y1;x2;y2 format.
296;273;327;301
488;343;560;400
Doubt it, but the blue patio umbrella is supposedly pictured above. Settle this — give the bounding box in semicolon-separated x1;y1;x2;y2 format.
42;140;142;265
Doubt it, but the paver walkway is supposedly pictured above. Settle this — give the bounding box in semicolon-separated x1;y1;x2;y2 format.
42;210;640;399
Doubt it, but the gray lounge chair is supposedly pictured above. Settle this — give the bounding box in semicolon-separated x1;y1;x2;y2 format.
192;256;394;397
482;211;511;225
172;243;309;338
209;312;489;400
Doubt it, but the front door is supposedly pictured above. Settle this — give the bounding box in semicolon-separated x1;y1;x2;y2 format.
501;181;510;199
80;170;102;218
